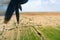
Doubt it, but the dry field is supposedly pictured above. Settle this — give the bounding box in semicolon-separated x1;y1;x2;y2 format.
20;12;60;26
0;12;60;40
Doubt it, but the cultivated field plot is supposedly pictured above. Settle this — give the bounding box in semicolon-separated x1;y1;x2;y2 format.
0;12;60;40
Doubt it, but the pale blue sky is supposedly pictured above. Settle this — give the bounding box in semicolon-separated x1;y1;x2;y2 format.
22;0;60;12
0;0;60;12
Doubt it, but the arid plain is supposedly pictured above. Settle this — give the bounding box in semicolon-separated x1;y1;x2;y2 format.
0;12;60;40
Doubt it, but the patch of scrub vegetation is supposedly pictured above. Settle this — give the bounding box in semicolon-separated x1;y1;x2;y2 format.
14;30;18;40
39;27;60;40
56;25;60;29
20;27;41;40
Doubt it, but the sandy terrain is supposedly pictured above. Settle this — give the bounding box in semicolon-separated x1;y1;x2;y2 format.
0;12;60;26
0;12;60;40
20;12;60;26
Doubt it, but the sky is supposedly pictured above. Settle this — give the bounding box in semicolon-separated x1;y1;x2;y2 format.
0;0;60;12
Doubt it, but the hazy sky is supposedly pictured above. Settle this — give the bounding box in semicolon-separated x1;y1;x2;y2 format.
0;0;60;12
22;0;60;12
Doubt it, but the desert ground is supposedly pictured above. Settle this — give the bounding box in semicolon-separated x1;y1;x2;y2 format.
0;12;60;40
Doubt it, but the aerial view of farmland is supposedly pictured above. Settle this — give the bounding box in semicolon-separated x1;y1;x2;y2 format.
0;12;60;40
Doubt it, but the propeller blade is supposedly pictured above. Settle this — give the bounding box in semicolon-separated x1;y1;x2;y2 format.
4;0;15;24
15;4;19;24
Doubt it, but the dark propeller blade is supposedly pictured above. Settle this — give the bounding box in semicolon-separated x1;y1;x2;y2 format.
4;0;28;24
4;0;15;24
15;4;19;24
